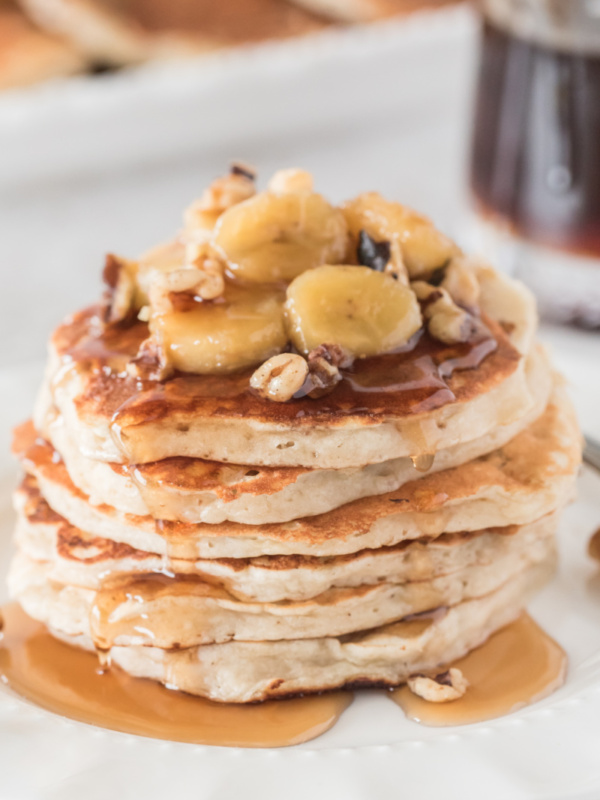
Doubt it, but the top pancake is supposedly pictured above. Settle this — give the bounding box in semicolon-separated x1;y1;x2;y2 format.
21;342;552;524
35;265;538;468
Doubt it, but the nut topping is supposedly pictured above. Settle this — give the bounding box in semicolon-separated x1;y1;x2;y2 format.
147;266;224;315
184;168;256;233
412;281;479;345
101;253;138;324
308;342;354;370
250;353;309;402
407;668;469;702
441;256;481;311
128;337;173;382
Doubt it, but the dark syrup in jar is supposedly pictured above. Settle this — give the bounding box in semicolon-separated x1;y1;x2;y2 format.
471;17;600;259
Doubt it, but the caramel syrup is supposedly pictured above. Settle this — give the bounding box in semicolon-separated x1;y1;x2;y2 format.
89;572;234;652
0;604;353;748
48;307;512;447
390;614;566;726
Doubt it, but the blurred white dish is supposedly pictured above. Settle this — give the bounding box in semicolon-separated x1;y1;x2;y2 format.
0;4;474;186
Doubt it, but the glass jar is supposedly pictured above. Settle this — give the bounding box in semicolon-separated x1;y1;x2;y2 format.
468;0;600;326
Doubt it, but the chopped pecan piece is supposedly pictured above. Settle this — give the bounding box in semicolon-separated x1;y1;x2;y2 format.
441;256;481;312
127;338;173;382
101;253;138;324
407;668;469;702
184;168;256;232
412;281;479;345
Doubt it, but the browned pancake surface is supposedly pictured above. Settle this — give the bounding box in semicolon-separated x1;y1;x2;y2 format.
17;474;524;571
51;305;520;431
14;393;578;547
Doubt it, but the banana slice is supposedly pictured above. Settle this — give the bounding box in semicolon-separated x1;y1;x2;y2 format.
149;283;287;374
213;191;348;283
284;265;422;357
136;239;187;302
343;193;460;278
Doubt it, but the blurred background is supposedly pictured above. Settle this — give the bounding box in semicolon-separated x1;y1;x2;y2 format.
0;0;598;427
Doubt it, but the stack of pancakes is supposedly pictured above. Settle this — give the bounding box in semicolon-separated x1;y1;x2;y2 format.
9;215;580;704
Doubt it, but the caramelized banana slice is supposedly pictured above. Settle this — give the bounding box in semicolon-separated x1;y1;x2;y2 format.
149;283;287;374
343;193;460;279
284;265;422;357
213;191;348;283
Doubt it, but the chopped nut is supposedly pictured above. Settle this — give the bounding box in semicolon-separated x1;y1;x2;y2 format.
407;668;469;702
184;169;256;233
286;344;354;398
291;343;354;399
250;354;309;403
308;343;354;370
307;356;341;393
441;256;481;311
411;281;478;345
148;258;225;314
184;241;226;300
268;168;314;195
127;338;173;382
101;253;138;324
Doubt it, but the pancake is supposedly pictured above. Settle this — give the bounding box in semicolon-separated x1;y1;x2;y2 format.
34;265;538;468
25;558;555;702
23;341;552;524
19;0;330;66
9;528;555;646
0;2;83;89
7;172;580;709
14;474;558;602
22;385;580;558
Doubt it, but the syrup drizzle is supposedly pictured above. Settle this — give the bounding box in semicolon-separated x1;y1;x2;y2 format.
0;606;567;744
89;573;233;651
390;614;567;726
0;603;352;748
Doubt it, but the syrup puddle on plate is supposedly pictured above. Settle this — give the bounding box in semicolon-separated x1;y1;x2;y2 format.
390;613;567;726
0;605;566;745
0;603;352;748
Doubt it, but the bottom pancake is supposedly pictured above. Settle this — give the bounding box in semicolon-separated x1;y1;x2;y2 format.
44;558;553;702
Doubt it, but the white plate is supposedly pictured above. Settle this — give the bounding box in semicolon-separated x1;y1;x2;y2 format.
0;362;599;800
